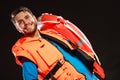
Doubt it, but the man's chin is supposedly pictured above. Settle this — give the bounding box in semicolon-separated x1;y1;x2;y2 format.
24;30;36;35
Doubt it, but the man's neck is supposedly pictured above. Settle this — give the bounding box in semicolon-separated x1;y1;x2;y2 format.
33;30;41;38
24;30;41;38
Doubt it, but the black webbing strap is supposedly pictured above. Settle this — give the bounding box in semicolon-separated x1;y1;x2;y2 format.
43;61;63;80
41;32;95;71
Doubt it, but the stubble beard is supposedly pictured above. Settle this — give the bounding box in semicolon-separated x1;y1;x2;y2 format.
24;22;38;36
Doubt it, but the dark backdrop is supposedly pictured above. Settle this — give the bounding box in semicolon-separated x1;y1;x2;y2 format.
1;0;119;80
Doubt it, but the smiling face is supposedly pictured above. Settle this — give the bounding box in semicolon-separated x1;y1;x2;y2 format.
14;11;37;35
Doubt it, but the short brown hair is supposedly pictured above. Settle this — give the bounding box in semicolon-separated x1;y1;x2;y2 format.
11;6;33;22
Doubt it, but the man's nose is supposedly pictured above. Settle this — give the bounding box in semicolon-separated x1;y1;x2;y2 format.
24;19;30;25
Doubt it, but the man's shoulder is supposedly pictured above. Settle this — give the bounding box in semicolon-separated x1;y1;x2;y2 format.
12;36;26;49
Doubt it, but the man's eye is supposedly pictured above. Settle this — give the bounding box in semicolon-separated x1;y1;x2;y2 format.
18;20;23;25
25;15;30;19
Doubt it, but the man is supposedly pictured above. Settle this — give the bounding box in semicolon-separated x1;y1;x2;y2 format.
11;6;104;80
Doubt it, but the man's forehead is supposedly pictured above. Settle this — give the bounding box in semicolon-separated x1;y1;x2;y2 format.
15;11;31;20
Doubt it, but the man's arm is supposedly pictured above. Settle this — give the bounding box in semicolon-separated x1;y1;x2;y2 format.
22;58;38;80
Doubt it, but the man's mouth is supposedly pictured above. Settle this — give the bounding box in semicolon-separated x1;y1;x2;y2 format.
25;22;33;29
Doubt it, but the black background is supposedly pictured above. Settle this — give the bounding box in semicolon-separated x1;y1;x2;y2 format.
1;0;120;80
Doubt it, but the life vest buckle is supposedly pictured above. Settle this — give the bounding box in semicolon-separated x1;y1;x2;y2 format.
59;58;65;65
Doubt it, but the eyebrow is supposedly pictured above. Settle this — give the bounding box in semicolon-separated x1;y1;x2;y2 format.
24;15;30;19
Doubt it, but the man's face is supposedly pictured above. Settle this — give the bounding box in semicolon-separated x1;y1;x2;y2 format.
14;11;37;34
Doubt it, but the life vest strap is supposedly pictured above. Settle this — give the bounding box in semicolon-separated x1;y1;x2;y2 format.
40;31;94;70
44;59;65;80
40;31;105;79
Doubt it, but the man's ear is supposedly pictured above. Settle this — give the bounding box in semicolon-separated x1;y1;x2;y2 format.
11;19;24;33
33;16;38;22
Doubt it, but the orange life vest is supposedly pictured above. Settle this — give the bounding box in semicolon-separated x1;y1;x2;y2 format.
38;13;105;79
12;35;85;80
